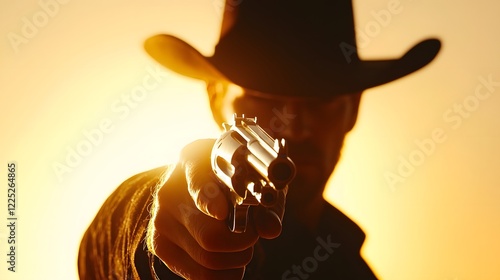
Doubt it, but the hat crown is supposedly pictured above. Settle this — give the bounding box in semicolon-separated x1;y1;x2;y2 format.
234;0;357;53
211;0;361;93
144;1;440;96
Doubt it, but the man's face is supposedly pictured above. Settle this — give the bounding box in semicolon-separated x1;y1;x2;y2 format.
210;83;362;202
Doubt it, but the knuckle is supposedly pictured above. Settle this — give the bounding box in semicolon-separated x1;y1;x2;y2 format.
201;181;222;199
196;226;257;253
197;251;224;270
196;247;253;270
195;193;209;213
196;228;220;252
239;247;254;266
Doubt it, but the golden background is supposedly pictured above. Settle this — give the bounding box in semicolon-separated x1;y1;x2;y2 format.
1;0;499;279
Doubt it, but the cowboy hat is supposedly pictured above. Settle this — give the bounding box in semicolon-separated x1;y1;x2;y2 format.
144;0;441;96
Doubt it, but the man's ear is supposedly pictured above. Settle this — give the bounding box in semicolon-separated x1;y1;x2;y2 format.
206;81;226;127
344;92;363;132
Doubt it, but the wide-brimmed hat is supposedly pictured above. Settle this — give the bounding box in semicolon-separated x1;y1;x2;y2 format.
144;0;441;97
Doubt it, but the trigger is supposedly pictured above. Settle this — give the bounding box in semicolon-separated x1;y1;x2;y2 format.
229;204;250;233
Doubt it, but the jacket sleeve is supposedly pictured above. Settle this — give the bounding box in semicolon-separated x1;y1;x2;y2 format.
78;165;173;280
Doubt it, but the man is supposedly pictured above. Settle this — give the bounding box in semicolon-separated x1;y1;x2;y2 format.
78;0;440;279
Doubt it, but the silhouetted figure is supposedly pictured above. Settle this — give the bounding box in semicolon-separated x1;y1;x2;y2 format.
78;0;440;279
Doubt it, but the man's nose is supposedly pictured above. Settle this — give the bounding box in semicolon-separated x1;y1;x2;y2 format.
268;103;313;141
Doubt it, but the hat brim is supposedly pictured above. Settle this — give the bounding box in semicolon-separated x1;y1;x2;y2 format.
144;34;441;95
144;35;227;82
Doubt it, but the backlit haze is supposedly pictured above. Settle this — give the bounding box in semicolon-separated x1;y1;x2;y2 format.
1;0;499;279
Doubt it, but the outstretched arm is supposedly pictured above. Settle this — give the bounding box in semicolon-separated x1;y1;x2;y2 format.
78;166;171;280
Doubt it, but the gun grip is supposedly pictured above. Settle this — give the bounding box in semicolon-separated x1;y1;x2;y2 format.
228;204;250;233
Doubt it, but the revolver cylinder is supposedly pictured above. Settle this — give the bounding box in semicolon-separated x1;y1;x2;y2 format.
211;114;296;232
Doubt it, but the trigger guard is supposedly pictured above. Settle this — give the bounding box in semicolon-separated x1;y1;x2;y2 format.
228;204;250;233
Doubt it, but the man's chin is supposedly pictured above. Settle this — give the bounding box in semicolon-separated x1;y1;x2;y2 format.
295;163;324;180
288;167;327;198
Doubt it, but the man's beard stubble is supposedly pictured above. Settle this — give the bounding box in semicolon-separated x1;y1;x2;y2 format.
285;140;343;206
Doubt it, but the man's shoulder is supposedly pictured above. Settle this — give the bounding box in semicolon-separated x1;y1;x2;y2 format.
319;202;367;248
120;165;174;187
110;165;176;204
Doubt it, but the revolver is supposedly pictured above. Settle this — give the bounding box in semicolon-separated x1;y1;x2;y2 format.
211;114;296;233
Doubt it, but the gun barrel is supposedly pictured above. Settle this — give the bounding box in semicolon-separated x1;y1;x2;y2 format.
268;159;295;188
247;152;295;190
